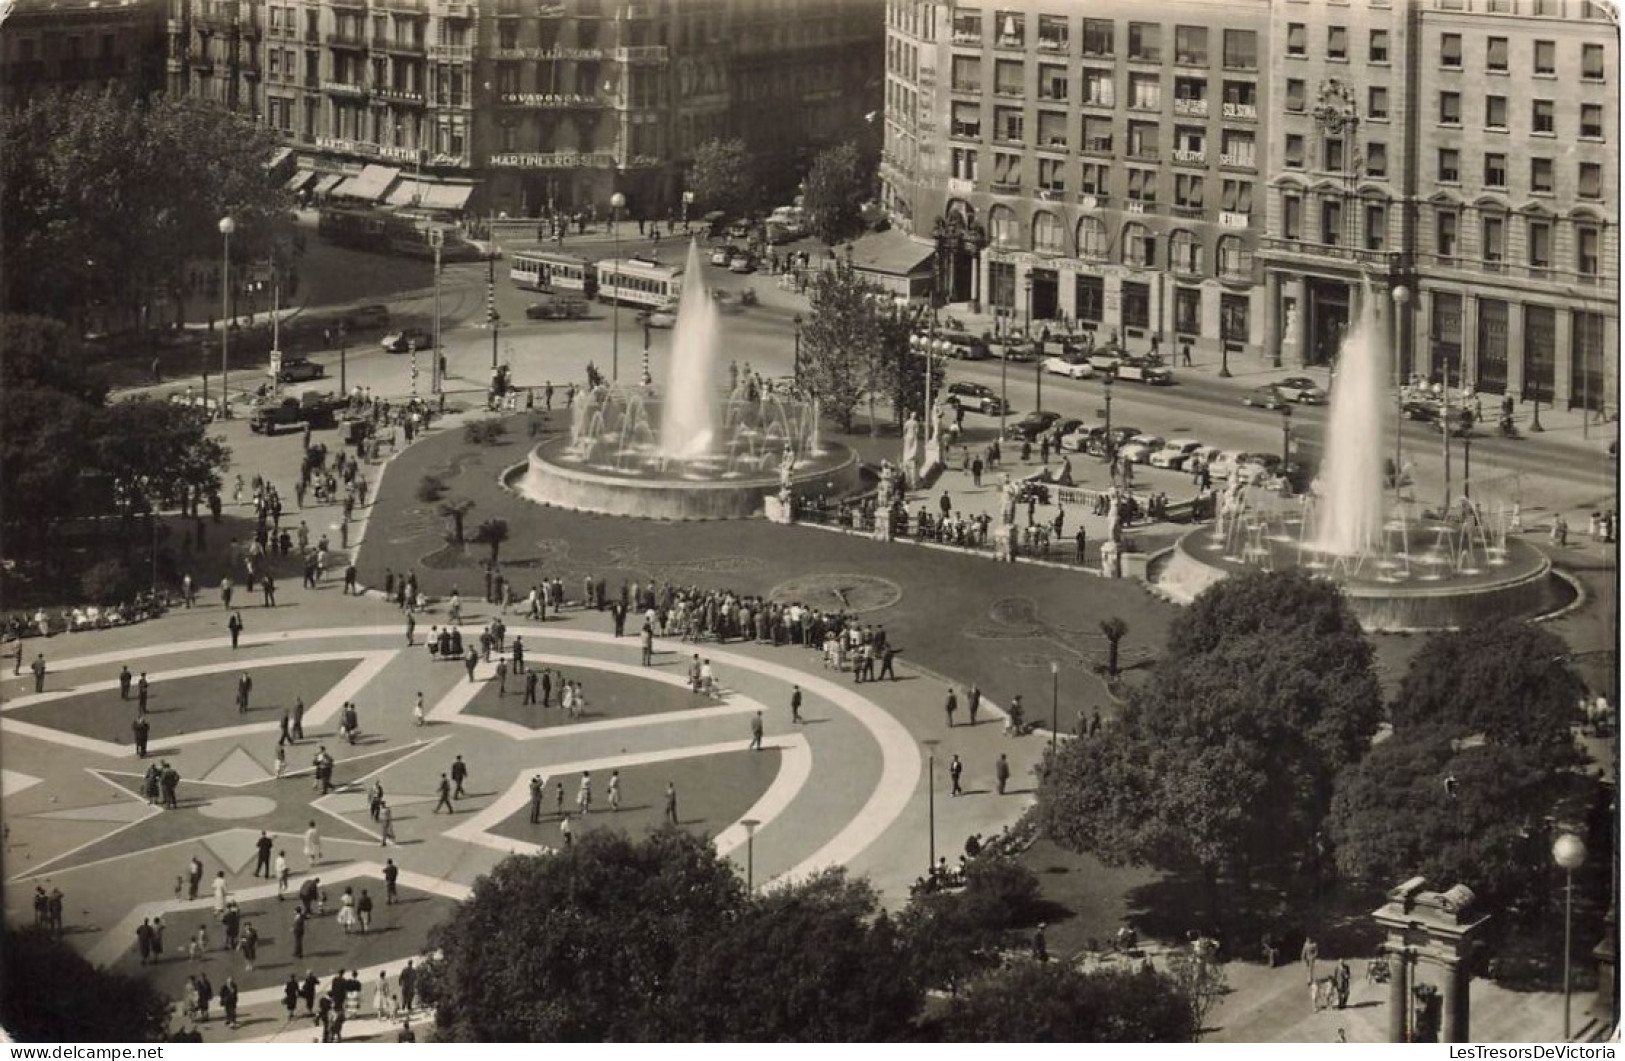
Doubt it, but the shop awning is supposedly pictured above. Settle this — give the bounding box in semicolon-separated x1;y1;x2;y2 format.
847;229;935;278
332;164;402;202
286;169;317;193
382;180;475;212
312;173;347;196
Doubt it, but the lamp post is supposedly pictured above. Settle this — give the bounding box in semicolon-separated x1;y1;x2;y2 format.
999;332;1009;438
1554;833;1587;1041
1103;374;1115;458
1531;374;1545;433
1049;660;1059;757
338;322;348;395
1391;285;1410;480
1280;404;1293;467
641;319;652;387
682;189;693;232
610;190;626;381
488;249;500;371
431;224;444;393
921;738;940;873
218;216;235;417
742;817;761;892
793;314;803;385
1219;336;1232;378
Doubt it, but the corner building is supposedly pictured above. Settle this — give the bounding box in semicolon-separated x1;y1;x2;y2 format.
1;0;167;108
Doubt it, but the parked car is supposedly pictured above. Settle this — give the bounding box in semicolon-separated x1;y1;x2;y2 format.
1060;423;1104;453
1149;438;1205;470
640;301;679;329
1115;357;1175;385
946;381;1004;415
729;253;756;274
1086;349;1127;374
1206;449;1247;482
380;327;431;353
916;331;991;361
1004;410;1062;441
1042;354;1096;379
1119;434;1166;464
526;297;589;321
1243;385;1290;410
709;244;738;267
270;357;325;383
1274;376;1328;404
992;341;1039;363
344;304;390;330
1403;398;1443;422
249;390;343;434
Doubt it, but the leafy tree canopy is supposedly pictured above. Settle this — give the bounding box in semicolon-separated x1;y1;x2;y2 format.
801;261;886;432
0;927;171;1041
685;137;759;220
940;962;1199;1043
803;140;869;246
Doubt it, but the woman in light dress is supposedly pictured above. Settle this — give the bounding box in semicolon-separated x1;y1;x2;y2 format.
336;887;356;934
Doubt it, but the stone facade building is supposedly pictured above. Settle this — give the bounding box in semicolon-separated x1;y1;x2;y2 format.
1;0;167;107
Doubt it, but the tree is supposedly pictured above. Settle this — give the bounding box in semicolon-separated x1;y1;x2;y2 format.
92;399;231;514
898;857;1045;994
685;137;758;220
1038;571;1382;917
472;518;510;566
1100;616;1128;678
803;141;868;246
1;89;293;329
0;926;171;1041
799;261;884;432
439;500;475;545
939;962;1199;1042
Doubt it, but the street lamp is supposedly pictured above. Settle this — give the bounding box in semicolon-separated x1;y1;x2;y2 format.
792;314;803;385
610;190;626;382
1102;374;1115;459
338;322;348;396
1280;404;1293;468
218;216;235;417
682;189;694;232
1391;285;1410;480
1554;833;1587;1040
921;738;940;874
741;817;761;892
1531;372;1546;433
1049;660;1059;757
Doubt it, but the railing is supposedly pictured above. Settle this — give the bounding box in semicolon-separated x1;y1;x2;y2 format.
1220;152;1254;168
1127;98;1161;112
614;45;668;62
1128;147;1160;161
326;31;365;47
1079;193;1108;209
428;43;472;61
1222;101;1257;120
1220;211;1249;229
323;80;367;97
950;80;982;93
1083;138;1114;154
1126;200;1149;214
993;83;1023;97
1174;97;1208;116
1174;52;1208;67
991;180;1022;194
994;35;1025;50
1037;35;1069;52
952;31;982;45
1172;205;1204;219
1173;149;1206;164
375;36;426;53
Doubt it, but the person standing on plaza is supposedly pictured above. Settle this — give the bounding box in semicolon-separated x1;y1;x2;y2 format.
524;668;539;705
414;691;426;727
237;671;253;714
304;820;322;865
749;710;764;751
228;610;243;649
284;975;300;1021
641;621;654;666
608;770;621;812
995;753;1011;795
790;684;803;724
950;754;964;796
291;907;306;959
187;855;205;901
1301;936;1319;985
664;781;679;825
254;831;274;877
31;653;46;693
495;658;508;696
276;850;290;898
378;800;395;846
356;889;374;934
132;714;150;758
451;755;469;799
511;636;524;674
292;696;305;741
945;687;958;727
529;776;544;823
383;858;400;905
577;771;592;816
240;922;258;971
120;665;133;700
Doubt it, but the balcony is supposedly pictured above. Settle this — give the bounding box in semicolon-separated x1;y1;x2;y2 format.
1220;211;1249;229
374;36;426;54
949;125;981;140
1125;199;1151;214
1036;36;1069;53
1173;149;1206;165
323;80;367;97
994;35;1025;51
375;86;425;104
1219;152;1254;169
1083;137;1113;155
614;45;669;63
1127;98;1161;113
950;80;982;94
991;180;1022;194
1079;192;1109;209
326;31;366;48
1173;97;1208;117
428;43;472;61
1172;205;1204;219
952;30;982;46
1222;101;1257;120
993;83;1023;98
376;0;428;11
1174;52;1208;68
946;177;975;195
1260;238;1404;270
329;0;365;8
1127;147;1159;162
437;2;475;18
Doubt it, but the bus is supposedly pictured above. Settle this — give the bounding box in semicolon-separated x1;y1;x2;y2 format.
595;256;682;309
511;250;597;298
319;206;484;261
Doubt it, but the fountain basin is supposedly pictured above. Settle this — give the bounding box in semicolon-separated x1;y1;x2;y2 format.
1151;523;1573;631
507;433;862;521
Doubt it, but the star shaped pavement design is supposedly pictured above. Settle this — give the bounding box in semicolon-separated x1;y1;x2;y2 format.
14;738;435;882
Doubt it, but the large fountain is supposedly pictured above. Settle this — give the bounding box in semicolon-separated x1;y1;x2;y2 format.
1153;279;1571;631
507;241;862;520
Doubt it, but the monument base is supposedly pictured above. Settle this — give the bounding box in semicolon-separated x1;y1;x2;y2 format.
764;496;793;524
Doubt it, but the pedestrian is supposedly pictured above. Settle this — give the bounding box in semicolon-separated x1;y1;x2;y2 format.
240;923;258;970
664;780;679;825
291;907;306;959
414;690;425;727
284;975;301;1021
254;831;273;877
378;800;395;846
304;820;322;865
1033;923;1049;963
31;653;46;693
292;696;305;741
577;771;592;815
120;665;133;700
137;918;154;964
529;775;544;823
227;610;243;649
945;687;958;727
276;850;290;898
1334;959;1351;1009
383;858;399;905
451;755;469;798
132;714;150;758
995;753;1010;795
560;813;574;848
608;769;621;812
433;773;454;813
749;710;764;751
1302;936;1320;985
950;753;964;796
495;658;508;696
790;684;803;724
400;961;417;1015
188;855;204;901
640;622;654;665
357;889;374;934
405;611;415;646
968;684;981;726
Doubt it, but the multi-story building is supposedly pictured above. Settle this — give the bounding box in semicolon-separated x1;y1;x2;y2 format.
164;0;883;221
887;0;1618;411
1;0;167;107
883;0;1273;358
1261;0;1617;414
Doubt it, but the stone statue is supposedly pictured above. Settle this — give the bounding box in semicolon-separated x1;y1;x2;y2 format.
902;413;922;470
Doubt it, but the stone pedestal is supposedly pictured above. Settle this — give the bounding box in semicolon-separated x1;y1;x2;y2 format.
764;496;792;524
1373;878;1489;1043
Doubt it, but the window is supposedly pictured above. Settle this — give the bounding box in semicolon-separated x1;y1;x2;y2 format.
1220;180;1253;215
1485;95;1507;129
269;50;280;76
951;101;981;138
1482;215;1504;262
1369;29;1389;63
1175;287;1201;334
1128;23;1160;62
989;205;1019;247
1175;77;1208;112
1484;153;1506;188
1579;162;1602;199
1127;121;1158;160
1122;280;1150;326
1365;203;1386;250
1436;209;1458;256
1222;130;1255;167
1083;117;1113;153
1534;40;1555;74
1174;126;1205;162
1366;141;1387;178
1217;236;1252;279
1286;23;1306;57
950;147;978;181
1075;275;1104;322
994;10;1024;48
991;152;1022;188
1582;43;1605;80
1438;148;1459;183
1321;136;1343;172
1530;158;1553;194
1221;292;1250;340
1581;104;1603;139
1081;18;1113;57
1083;68;1114;106
1175;173;1204;208
951;9;981;44
1284;194;1302;240
1223;29;1257;70
1285;134;1304;169
1321;198;1342;245
1368;86;1389;119
1036;14;1068;52
951;55;981;91
1081;163;1107;195
1327;25;1347;60
994;59;1023;96
1439;92;1461;125
1439;33;1461;68
1129;73;1160;110
1170;230;1202;274
1033;211;1065;253
1077;216;1108;258
1174;25;1207;65
1487;37;1508;71
1285;79;1305;112
1038;64;1068;100
994;107;1024;142
1532;99;1553;134
1124;227;1154;269
1527;219;1551;268
1126;168;1157;202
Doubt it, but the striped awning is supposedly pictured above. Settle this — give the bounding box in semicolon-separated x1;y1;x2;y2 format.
332;164;402;202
